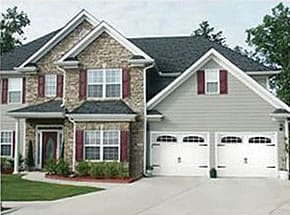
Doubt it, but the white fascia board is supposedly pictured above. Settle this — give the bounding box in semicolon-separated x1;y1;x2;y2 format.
147;114;163;122
7;112;64;118
68;114;136;122
147;48;290;112
158;72;181;77
246;70;281;75
269;113;290;119
0;70;22;75
56;60;80;69
17;10;99;68
58;21;153;63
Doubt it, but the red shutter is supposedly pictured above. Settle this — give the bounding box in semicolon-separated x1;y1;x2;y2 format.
121;130;129;162
1;79;8;104
122;67;130;98
12;131;15;158
76;129;84;161
38;75;45;97
197;70;205;94
79;69;87;100
57;74;63;97
220;70;228;94
22;77;26;103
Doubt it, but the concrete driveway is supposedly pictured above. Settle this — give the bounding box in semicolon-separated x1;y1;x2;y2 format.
8;177;290;215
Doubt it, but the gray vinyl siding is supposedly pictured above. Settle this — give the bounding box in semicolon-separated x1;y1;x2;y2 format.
251;75;268;89
149;59;284;169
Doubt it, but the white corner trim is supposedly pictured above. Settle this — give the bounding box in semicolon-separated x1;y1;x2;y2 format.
17;10;99;68
7;112;64;118
58;21;153;63
67;114;136;122
246;70;281;75
147;48;290;112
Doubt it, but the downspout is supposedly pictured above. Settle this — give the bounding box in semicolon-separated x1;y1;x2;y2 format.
67;116;76;172
142;61;155;176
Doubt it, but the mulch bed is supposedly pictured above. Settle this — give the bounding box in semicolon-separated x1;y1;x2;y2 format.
45;174;141;183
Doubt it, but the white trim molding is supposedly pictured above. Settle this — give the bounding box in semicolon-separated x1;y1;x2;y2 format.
16;10;99;69
58;21;153;64
147;48;290;112
246;70;281;75
7;112;64;118
67;114;136;122
147;114;163;122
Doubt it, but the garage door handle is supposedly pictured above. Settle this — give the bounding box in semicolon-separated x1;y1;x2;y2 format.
217;165;226;168
266;144;275;147
152;164;160;167
266;166;276;168
199;165;208;168
199;144;208;146
152;143;160;147
217;144;225;147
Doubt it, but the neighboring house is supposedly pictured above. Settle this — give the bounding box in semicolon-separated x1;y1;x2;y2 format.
0;10;289;178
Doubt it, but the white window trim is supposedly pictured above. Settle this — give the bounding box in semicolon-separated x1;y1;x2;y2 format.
87;68;122;99
0;130;13;157
205;69;220;95
8;78;22;104
45;74;57;97
83;130;120;161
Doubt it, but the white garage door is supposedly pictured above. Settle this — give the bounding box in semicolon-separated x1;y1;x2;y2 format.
216;132;277;177
151;132;209;176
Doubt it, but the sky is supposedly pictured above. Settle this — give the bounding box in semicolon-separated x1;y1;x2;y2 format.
1;0;289;49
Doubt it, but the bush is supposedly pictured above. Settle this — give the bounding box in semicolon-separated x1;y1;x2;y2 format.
76;161;90;176
55;159;70;176
88;162;128;178
210;168;217;178
44;159;57;175
89;162;105;177
1;157;13;173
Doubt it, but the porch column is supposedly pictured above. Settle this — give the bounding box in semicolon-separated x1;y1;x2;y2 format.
13;118;20;174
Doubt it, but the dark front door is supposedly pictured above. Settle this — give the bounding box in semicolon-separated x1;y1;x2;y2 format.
42;132;57;167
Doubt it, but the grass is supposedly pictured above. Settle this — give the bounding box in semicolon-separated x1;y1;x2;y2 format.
1;175;103;201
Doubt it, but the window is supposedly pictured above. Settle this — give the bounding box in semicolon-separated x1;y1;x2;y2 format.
249;136;271;144
221;136;242;144
84;130;120;161
8;78;22;103
156;135;177;142
0;131;13;157
205;70;219;94
45;74;57;97
183;136;204;143
87;69;121;98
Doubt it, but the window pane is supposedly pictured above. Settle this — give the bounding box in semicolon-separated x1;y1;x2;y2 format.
45;74;56;96
106;70;121;83
1;132;12;143
85;131;100;145
103;131;119;145
8;78;22;91
207;82;218;93
1;145;11;156
106;84;120;97
206;70;218;81
88;70;103;83
103;147;118;160
8;91;21;103
85;147;100;160
88;85;102;97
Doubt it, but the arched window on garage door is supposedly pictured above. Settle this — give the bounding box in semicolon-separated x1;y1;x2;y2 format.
249;136;271;144
183;136;204;143
156;135;177;142
221;136;242;144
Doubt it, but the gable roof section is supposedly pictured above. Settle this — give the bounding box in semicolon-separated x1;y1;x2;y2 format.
129;36;276;73
16;10;99;69
58;21;153;63
0;29;61;71
147;48;290;112
9;100;64;113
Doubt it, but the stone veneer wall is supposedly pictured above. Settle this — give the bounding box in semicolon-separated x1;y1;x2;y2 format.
26;20;93;104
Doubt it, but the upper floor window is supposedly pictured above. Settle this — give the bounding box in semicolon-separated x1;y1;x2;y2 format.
205;69;219;94
45;74;57;97
0;131;13;157
87;69;121;98
8;78;22;104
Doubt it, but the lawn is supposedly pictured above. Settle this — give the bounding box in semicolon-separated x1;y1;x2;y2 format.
1;175;103;201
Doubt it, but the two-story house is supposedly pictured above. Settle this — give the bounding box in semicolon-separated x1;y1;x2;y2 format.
1;10;289;178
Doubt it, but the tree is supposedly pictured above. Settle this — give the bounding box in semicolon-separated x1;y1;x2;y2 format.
192;20;226;45
246;3;290;104
0;6;30;54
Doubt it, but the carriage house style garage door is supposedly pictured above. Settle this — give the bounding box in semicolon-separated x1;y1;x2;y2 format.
216;132;278;177
151;132;209;176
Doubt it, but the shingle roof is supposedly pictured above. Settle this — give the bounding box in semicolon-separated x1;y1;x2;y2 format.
70;100;135;114
9;100;64;113
272;109;290;114
0;29;61;70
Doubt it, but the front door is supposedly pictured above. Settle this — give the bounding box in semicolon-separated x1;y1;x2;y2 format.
42;132;57;167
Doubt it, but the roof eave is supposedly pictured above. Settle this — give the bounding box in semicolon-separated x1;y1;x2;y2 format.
7;112;64;118
67;113;137;122
246;70;281;75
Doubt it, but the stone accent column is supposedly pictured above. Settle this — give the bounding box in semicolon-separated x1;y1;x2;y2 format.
64;119;74;167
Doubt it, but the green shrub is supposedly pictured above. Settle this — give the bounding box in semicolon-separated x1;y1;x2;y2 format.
88;162;128;178
55;159;70;176
76;161;90;176
44;159;57;175
1;157;13;173
89;162;105;177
